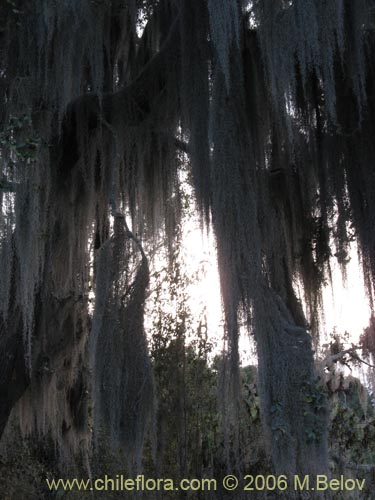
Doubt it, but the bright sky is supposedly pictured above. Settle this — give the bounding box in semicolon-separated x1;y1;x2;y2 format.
147;169;371;365
320;242;371;344
179;223;371;364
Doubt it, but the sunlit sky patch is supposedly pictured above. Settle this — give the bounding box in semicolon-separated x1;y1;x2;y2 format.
163;221;371;366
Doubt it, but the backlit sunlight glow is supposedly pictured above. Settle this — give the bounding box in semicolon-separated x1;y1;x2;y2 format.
145;170;370;366
321;241;371;345
169;223;371;365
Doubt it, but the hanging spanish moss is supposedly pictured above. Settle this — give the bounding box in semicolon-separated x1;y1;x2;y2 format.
0;0;375;489
91;215;153;466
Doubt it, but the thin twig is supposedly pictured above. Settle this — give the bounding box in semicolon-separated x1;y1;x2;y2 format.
324;346;375;369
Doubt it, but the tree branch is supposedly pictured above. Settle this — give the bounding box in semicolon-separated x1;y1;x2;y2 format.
323;346;375;369
114;212;147;263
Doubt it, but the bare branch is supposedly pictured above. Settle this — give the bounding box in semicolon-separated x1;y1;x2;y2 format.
114;212;147;263
323;346;375;369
